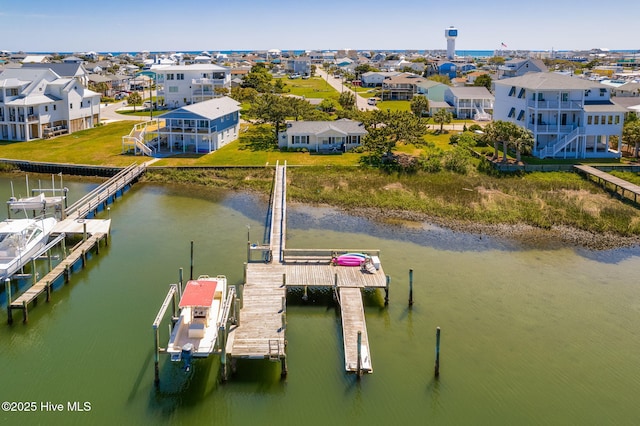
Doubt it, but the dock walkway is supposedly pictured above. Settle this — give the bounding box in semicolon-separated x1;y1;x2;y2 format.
227;163;288;366
339;287;372;373
574;164;640;203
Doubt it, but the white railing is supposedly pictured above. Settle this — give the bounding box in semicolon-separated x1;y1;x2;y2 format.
538;127;582;159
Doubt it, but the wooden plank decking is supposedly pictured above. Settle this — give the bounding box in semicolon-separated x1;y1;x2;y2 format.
9;233;105;310
574;164;640;203
339;287;372;374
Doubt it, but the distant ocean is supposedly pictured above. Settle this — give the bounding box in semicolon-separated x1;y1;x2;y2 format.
23;49;639;57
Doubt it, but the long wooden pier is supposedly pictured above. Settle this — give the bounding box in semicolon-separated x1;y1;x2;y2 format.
226;162;387;377
227;163;288;374
5;163;145;323
574;164;640;204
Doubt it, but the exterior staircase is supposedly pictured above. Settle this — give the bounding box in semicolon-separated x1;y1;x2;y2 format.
538;127;581;159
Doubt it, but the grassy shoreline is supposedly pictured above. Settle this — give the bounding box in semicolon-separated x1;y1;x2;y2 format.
142;166;640;249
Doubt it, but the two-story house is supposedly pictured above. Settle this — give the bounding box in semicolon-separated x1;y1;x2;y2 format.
153;64;231;108
444;86;494;120
0;67;100;141
494;72;627;159
498;58;547;79
381;73;427;101
145;96;241;154
278;119;367;152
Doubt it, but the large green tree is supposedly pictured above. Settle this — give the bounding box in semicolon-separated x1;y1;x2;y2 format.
242;64;274;93
362;110;427;156
248;93;290;140
410;95;429;117
473;74;493;92
338;91;356;110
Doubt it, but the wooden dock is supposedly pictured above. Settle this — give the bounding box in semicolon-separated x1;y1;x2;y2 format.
574;164;640;203
227;163;288;373
65;163;146;219
227;162;386;377
7;231;108;324
5;162;145;324
339;287;372;374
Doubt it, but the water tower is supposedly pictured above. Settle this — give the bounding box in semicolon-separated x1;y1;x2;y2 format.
445;26;458;60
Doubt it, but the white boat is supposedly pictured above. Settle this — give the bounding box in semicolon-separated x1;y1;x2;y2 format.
0;217;58;280
167;275;228;370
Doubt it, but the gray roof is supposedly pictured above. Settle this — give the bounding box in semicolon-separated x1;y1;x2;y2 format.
494;72;604;90
447;86;494;99
160;97;240;120
285;119;367;135
583;102;628;113
23;62;85;78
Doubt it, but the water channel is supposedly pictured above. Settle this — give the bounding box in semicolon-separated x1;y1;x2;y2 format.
0;174;639;425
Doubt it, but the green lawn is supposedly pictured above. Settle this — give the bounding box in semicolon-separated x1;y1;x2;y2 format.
376;100;411;112
0;121;145;167
280;77;339;100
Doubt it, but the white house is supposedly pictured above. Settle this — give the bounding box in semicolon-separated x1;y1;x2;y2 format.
493;72;627;159
498;58;547;79
361;71;399;87
143;96;241;154
444;86;494;120
153;64;231;108
0;67;101;141
278;119;367;152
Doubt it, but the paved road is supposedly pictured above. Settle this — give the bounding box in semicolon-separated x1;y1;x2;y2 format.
100;102;150;123
315;68;377;111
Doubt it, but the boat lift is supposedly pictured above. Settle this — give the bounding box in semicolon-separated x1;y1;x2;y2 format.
7;174;68;220
151;267;238;386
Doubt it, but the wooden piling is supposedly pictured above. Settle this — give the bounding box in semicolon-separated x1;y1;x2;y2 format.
6;278;12;325
45;281;51;302
83;222;87;242
357;330;362;377
190;240;194;280
408;268;414;307
435;326;441;378
31;258;37;287
178;268;184;298
153;325;160;387
22;300;28;323
384;275;390;305
281;355;288;378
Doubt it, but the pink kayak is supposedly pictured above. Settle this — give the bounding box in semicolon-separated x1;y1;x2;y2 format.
334;254;366;266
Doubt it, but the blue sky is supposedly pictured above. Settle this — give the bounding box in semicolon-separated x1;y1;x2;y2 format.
2;0;638;53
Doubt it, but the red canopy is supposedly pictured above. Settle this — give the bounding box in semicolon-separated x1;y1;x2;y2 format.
179;279;218;308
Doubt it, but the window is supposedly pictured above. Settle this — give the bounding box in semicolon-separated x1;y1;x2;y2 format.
594;116;599;125
588;116;592;125
508;86;516;97
608;115;612;125
615;115;620;124
166;73;174;80
600;88;606;97
177;73;184;80
80;101;83;107
28;107;34;115
168;86;178;93
518;88;525;98
45;106;48;112
293;135;309;144
517;110;525;121
53;105;56;111
508;107;516;118
70;103;73;109
561;92;569;102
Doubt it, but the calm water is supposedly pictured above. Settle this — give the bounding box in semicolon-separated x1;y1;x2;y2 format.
0;175;639;425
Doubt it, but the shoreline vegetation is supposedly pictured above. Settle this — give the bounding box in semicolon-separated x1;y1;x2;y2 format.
142;167;640;250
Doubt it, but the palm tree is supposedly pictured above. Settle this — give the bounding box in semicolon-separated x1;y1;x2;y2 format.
484;120;527;162
511;126;534;163
432;108;452;133
623;120;640;158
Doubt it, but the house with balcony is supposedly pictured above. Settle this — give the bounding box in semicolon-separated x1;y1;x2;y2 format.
0;67;100;141
125;96;240;155
153;64;231;108
381;73;427;100
493;72;627;159
361;71;399;87
278;119;367;152
498;58;547;79
444;86;494;120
